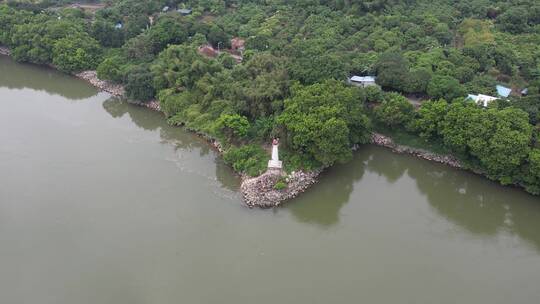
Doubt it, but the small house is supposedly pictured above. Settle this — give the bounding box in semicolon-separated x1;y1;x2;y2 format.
349;76;377;88
521;88;528;96
231;37;245;53
162;6;169;12
177;8;192;16
198;45;218;58
114;22;123;29
467;94;498;107
496;85;512;98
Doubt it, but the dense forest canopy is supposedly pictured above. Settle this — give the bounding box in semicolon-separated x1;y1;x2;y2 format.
1;0;539;193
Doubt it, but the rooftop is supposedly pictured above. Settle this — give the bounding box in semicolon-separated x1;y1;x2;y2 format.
467;94;498;107
496;85;512;98
350;76;376;82
177;8;192;15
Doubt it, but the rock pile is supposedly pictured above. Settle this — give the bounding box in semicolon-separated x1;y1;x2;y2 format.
371;133;462;168
0;46;10;56
144;99;161;111
241;169;320;208
75;70;125;97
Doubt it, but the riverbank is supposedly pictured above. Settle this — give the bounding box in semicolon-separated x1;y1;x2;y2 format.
75;71;125;97
240;133;464;208
370;133;462;168
71;70;321;207
2;50;533;205
74;70;162;111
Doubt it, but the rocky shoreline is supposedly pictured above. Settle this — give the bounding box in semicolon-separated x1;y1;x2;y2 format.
370;132;462;168
75;71;125;97
1;48;477;207
74;70;162;112
73;69;299;208
241;169;320;208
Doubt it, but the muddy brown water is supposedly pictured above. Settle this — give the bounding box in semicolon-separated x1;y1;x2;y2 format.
1;55;540;304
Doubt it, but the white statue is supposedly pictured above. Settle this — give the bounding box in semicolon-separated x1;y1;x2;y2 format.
268;138;283;169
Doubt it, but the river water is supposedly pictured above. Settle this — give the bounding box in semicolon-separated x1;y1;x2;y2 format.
1;55;540;303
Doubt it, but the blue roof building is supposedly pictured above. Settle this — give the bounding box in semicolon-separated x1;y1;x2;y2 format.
496;85;512;98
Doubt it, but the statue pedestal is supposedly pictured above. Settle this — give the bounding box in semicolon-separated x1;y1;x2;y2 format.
268;159;283;169
268;140;282;170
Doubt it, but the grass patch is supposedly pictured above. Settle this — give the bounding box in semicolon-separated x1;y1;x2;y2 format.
274;180;287;190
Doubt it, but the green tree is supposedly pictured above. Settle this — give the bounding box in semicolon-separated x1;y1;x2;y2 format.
405;68;432;93
427;75;465;101
52;34;102;73
223;144;268;177
235;53;290;118
207;24;229;48
151;45;220;91
278;80;371;167
125;66;156;101
375;52;409;92
91;19;125;48
410;99;449;139
525;149;540;194
123;33;155;61
439;101;482;154
497;7;529;34
147;16;189;54
467;108;533;183
215;113;250;141
375;93;415;127
97;54;125;83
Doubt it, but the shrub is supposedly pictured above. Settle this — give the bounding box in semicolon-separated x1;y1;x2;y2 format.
125;65;155;101
375;93;415;127
223;144;269;176
215;113;250;142
97;55;125;83
274;181;287;190
52;34;102;73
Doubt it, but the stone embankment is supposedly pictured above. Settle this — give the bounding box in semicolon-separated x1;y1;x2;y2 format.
75;71;125;97
370;132;462;168
75;70;161;111
241;169;320;208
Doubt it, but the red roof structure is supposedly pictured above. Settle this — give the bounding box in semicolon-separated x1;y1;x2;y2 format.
231;37;245;53
198;45;218;58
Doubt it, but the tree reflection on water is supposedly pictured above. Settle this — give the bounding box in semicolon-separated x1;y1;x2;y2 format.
286;151;368;227
371;146;540;250
101;98;540;251
0;55;96;100
286;145;540;252
102;98;240;192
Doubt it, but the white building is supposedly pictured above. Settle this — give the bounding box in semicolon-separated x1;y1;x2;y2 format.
349;76;377;88
467;94;498;107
